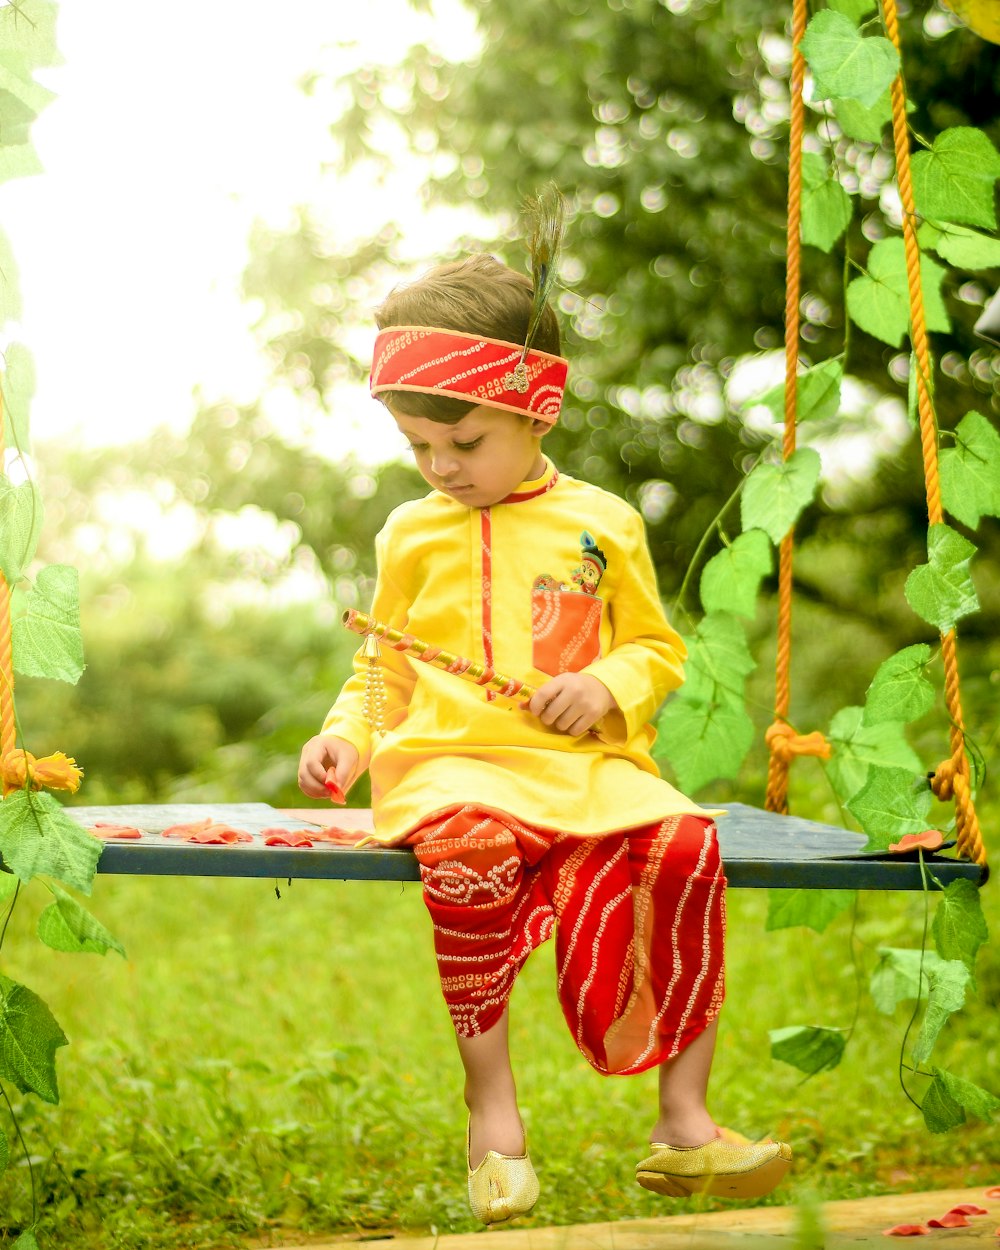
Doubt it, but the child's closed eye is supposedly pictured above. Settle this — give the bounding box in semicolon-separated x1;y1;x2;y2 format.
454;437;483;451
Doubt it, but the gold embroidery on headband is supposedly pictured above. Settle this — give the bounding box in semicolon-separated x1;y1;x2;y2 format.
503;361;530;394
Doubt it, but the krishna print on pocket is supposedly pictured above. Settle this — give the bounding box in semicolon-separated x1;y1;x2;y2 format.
531;530;607;674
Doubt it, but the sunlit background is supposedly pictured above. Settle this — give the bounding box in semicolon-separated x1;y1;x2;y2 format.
1;0;479;459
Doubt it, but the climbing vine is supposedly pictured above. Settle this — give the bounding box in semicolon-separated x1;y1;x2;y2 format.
0;3;121;1246
655;0;997;1133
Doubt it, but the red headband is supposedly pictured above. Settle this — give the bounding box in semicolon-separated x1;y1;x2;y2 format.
370;326;569;424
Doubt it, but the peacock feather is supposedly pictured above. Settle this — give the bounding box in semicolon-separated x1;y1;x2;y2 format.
520;182;565;360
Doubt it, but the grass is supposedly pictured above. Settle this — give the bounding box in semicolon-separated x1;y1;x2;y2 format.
0;824;998;1248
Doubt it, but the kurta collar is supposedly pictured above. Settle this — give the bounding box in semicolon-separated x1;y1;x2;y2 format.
500;457;559;505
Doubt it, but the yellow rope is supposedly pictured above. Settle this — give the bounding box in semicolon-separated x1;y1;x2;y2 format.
0;380;15;761
881;0;985;867
766;0;832;815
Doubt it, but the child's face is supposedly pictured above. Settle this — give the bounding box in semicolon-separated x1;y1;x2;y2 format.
393;406;549;508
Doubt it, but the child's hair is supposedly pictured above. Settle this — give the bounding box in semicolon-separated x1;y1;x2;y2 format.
374;254;561;424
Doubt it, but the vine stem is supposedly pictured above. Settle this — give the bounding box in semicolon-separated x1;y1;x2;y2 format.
670;457;758;622
897;850;933;1112
1;1080;38;1230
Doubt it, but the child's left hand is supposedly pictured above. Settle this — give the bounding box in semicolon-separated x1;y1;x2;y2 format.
524;672;618;737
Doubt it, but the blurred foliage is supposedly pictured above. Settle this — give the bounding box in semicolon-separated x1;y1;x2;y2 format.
14;0;1000;811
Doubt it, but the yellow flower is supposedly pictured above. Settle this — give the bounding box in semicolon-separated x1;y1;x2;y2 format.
1;749;84;796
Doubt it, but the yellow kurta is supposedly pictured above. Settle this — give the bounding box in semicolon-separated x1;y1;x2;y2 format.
322;459;712;843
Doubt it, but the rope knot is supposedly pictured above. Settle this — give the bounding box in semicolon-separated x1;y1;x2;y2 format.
765;720;832;765
929;756;965;802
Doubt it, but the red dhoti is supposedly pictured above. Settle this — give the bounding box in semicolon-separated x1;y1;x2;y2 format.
408;806;726;1076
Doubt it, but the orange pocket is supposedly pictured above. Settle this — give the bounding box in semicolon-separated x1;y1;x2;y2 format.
531;587;603;675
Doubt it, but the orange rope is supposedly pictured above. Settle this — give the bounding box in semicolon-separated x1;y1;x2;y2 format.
766;0;832;815
882;0;985;866
0;380;15;761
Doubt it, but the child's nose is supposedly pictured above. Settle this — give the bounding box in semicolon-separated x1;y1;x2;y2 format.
431;451;460;478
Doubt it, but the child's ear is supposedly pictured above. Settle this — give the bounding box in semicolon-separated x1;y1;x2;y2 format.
529;417;551;438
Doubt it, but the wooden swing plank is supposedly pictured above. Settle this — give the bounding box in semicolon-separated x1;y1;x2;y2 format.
75;802;987;891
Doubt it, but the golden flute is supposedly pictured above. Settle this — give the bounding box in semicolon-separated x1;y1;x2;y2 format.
341;609;538;702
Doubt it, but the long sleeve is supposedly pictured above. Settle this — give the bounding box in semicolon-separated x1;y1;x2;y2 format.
582;508;686;745
320;523;418;774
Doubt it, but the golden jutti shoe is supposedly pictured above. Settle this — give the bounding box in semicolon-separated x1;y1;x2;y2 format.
466;1122;539;1225
636;1133;792;1199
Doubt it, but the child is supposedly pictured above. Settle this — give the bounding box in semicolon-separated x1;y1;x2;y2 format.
298;250;791;1225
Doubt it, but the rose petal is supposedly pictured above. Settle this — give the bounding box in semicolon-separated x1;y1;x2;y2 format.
986;1187;1000;1199
308;826;362;845
87;823;143;840
947;1204;988;1216
887;830;944;853
928;1213;970;1228
210;825;254;843
882;1226;929;1237
323;767;346;805
262;828;314;848
162;819;215;839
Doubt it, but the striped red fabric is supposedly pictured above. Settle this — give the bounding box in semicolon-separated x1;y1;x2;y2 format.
408;807;726;1075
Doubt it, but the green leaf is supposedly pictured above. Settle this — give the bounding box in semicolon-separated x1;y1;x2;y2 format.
38;883;125;957
0;225;22;322
799;11;899;108
912;959;971;1065
0;59;54;145
904;523;979;633
0;868;17;901
0;1124;7;1175
0;974;67;1104
2;341;35;452
0;789;101;895
846;238;950;347
932;878;989;971
0;2;63;76
845;765;932;849
920;221;1000;270
769;1024;846;1075
923;1067;1000;1133
0;140;42;186
12;1232;39;1250
940;411;1000;529
12;563;85;684
654;697;754;793
922;1070;967;1132
870;947;943;1014
826;706;922;806
0;476;42;584
862;644;935;726
679;611;756;706
749;359;843;427
911;127;1000;230
741;448;821;543
765;888;855;933
699;530;772;618
832;91;891;143
801;152;853;252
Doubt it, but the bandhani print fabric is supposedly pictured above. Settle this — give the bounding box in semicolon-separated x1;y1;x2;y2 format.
370;327;569;422
408;806;726;1075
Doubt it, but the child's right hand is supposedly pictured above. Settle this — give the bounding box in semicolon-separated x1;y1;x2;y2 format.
297;735;360;800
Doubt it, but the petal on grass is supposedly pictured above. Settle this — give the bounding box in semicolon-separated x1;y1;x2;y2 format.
928;1212;971;1228
882;1226;929;1237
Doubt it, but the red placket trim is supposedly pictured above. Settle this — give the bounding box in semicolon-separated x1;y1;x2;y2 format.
479;466;558;703
480;507;495;700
